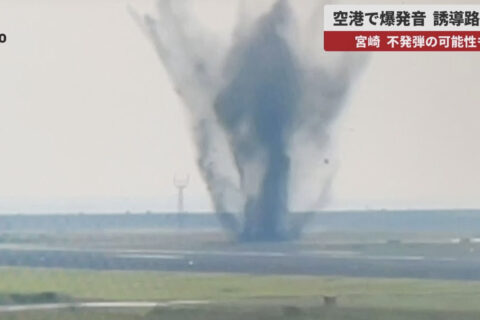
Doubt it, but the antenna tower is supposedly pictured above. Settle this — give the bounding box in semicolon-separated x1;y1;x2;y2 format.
173;174;189;213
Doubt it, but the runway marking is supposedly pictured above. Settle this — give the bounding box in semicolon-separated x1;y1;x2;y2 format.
301;250;359;257
363;255;425;261
0;246;288;257
0;300;210;313
114;254;184;260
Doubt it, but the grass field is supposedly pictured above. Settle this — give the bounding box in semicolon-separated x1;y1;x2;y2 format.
0;267;480;319
3;306;480;320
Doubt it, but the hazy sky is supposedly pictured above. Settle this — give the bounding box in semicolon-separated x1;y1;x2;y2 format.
0;0;479;213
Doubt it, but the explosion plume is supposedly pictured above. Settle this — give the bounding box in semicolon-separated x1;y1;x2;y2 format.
132;0;366;241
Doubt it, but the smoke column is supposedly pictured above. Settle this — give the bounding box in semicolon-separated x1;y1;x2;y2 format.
132;0;366;241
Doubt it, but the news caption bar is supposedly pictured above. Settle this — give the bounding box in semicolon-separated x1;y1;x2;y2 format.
324;5;480;51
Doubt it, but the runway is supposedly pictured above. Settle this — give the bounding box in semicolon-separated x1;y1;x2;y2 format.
0;300;209;313
0;245;479;281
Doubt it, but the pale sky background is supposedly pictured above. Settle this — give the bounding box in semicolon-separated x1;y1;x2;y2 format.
0;0;479;213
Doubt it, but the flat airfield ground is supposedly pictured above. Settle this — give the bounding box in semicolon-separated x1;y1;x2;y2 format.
0;230;480;280
1;230;480;319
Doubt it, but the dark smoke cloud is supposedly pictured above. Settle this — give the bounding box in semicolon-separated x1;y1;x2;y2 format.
215;0;300;240
132;0;367;240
